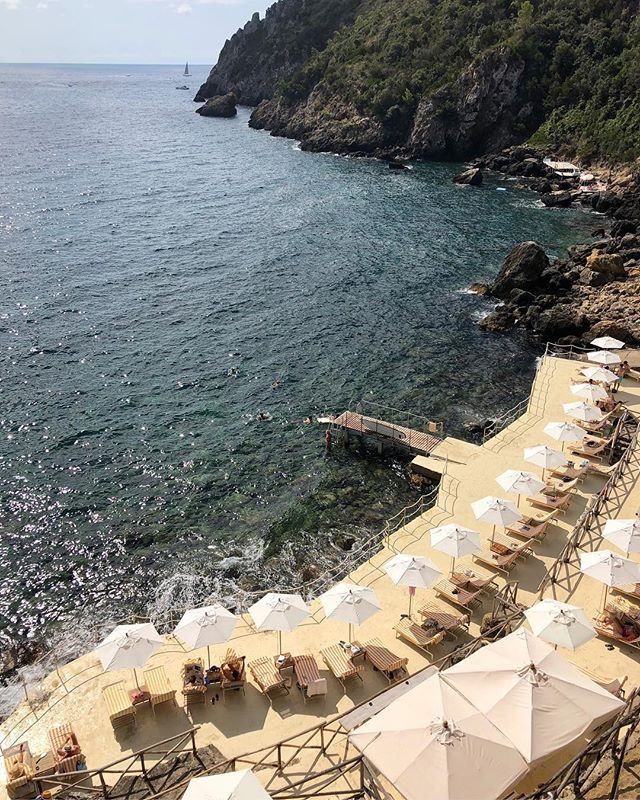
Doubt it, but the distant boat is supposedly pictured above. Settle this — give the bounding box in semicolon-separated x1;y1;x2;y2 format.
184;62;190;77
176;85;190;90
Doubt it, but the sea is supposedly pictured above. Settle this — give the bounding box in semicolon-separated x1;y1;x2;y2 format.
0;63;595;710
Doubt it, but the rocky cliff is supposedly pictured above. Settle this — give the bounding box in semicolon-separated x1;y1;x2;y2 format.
194;0;362;105
199;0;640;163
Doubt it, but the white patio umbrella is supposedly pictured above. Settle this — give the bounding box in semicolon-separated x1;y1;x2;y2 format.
349;672;528;800
471;495;521;540
570;382;608;402
384;554;441;616
524;599;595;651
580;550;640;605
580;366;619;384
443;628;625;763
495;470;545;508
591;336;624;350
247;593;310;655
562;401;603;423
174;603;238;666
95;622;165;686
430;523;481;573
603;519;640;555
587;350;622;366
524;445;567;479
182;769;271;800
544;421;587;451
320;583;380;642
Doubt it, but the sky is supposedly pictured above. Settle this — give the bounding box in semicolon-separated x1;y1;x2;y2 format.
0;0;272;64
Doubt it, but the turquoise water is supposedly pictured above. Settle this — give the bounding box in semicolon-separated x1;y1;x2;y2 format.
0;64;594;665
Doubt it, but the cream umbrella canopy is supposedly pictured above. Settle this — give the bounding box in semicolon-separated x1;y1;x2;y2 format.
95;623;165;686
384;554;441;616
320;583;380;642
544;421;587;451
471;495;521;540
580;366;619;384
591;336;624;350
570;382;608;402
580;550;640;605
562;401;603;423
182;769;271;800
430;523;481;573
248;593;310;655
603;519;640;555
443;628;625;763
349;672;528;800
524;445;567;479
495;470;545;508
174;604;238;666
587;350;622;366
524;599;595;651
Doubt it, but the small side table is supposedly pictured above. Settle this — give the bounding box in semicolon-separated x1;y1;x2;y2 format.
274;653;294;673
348;641;367;663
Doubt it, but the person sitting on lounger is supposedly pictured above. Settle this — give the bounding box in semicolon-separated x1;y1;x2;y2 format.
222;659;243;681
604;613;640;643
56;735;81;759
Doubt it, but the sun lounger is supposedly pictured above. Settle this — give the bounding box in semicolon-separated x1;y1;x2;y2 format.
571;436;612;460
48;722;83;774
613;583;640;603
418;602;469;637
143;665;177;712
181;658;208;705
393;617;446;655
450;569;497;593
3;743;35;797
472;541;530;574
576;665;627;698
320;643;364;688
220;649;246;701
526;488;572;512
506;510;557;541
434;578;483;612
363;638;408;684
292;654;327;701
593;611;640;650
549;463;589;481
102;681;136;730
249;657;290;701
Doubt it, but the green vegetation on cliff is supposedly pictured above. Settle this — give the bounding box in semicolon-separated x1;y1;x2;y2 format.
270;0;640;161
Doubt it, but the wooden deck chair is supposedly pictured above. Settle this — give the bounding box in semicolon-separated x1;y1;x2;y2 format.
593;611;640;650
571;436;612;460
248;657;289;702
102;681;136;731
143;665;177;713
181;658;207;706
3;743;36;797
363;638;408;684
526;489;572;512
48;722;83;774
220;649;246;701
393;617;446;655
434;578;483;612
506;509;557;542
320;644;364;688
292;654;327;702
576;665;627;698
613;583;640;603
417;602;470;637
472;546;524;574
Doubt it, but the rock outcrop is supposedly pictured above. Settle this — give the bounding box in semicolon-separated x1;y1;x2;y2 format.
453;167;483;186
409;48;525;159
194;0;362;105
195;93;238;118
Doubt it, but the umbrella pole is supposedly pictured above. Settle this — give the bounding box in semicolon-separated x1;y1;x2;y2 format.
207;644;211;668
278;630;282;656
491;524;496;543
348;623;353;644
408;590;412;617
133;668;140;689
451;555;455;576
517;495;521;508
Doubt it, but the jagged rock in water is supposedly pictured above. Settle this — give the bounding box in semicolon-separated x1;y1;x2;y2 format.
409;47;525;159
194;0;362;105
540;190;575;208
479;307;516;332
196;93;238;118
489;241;550;299
453;167;483;186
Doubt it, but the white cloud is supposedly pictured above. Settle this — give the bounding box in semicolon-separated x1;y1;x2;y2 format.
0;0;20;9
175;1;191;11
36;1;48;7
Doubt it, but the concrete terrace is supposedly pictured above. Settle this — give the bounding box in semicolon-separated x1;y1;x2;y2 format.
2;352;640;799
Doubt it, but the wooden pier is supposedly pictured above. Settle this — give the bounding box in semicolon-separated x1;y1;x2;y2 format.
330;411;441;457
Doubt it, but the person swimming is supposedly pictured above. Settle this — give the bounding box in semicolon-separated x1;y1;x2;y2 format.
271;377;282;389
257;410;272;421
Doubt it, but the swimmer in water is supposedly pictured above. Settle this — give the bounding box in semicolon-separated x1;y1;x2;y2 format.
257;410;271;421
228;367;238;378
304;416;313;424
271;377;282;389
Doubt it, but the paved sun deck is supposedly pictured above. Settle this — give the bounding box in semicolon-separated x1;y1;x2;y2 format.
2;352;640;799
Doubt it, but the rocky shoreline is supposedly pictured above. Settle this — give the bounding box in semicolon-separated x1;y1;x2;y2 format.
462;147;640;345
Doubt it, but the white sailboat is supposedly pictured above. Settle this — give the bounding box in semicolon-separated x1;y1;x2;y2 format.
184;61;190;77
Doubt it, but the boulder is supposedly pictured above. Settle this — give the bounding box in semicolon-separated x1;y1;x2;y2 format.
610;219;636;237
540;190;574;208
585;252;626;277
479;306;515;332
453;167;483;186
533;306;588;340
467;282;490;295
578;268;612;287
490;241;550;299
585;320;634;345
195;92;238;117
592;192;622;214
